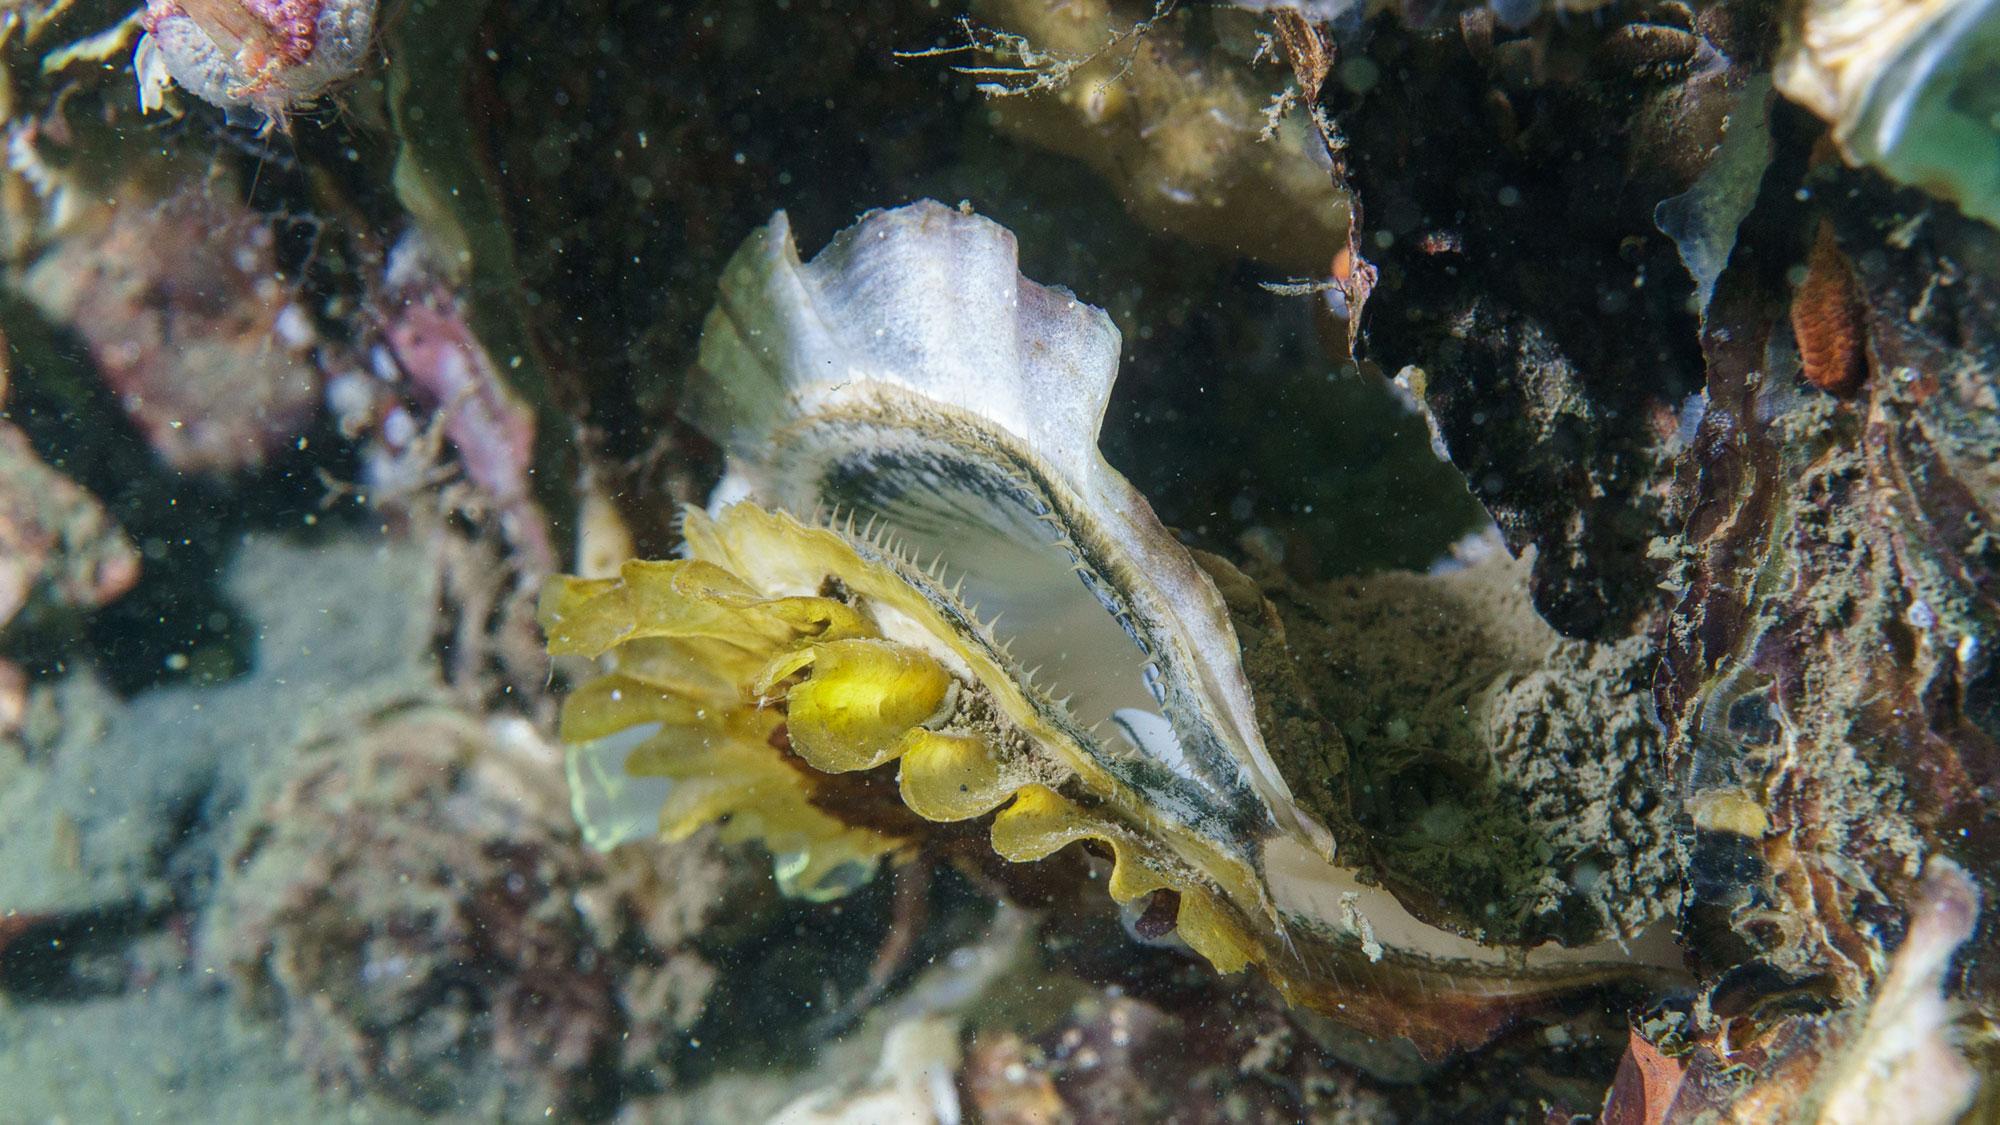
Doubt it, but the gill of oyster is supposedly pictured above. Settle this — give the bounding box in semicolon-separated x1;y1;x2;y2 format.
544;201;1677;1052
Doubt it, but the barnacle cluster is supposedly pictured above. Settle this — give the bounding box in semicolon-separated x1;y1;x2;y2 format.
135;0;373;121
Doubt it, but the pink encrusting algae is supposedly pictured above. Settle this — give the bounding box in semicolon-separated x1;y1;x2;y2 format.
142;0;321;67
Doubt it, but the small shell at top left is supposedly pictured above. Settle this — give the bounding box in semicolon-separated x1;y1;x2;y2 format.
134;0;374;121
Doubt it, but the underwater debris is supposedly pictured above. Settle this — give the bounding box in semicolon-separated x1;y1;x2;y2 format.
1598;859;1981;1124
0;419;138;633
543;200;1680;1058
963;0;1349;273
134;0;374;123
204;702;725;1117
18;166;321;473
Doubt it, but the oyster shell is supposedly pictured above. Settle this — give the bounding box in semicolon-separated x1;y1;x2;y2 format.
541;201;1675;1053
1658;184;2000;1011
1597;858;1982;1124
1775;0;2000;228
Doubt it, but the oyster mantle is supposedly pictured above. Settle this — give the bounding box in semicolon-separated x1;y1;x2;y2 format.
541;201;1675;1053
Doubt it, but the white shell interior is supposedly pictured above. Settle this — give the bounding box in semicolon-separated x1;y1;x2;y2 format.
691;200;1323;854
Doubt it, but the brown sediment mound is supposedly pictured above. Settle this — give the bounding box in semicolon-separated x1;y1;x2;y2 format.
1245;542;1678;947
201;700;733;1116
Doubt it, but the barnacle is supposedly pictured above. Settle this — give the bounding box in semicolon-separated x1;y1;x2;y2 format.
543;201;1674;1054
135;0;374;122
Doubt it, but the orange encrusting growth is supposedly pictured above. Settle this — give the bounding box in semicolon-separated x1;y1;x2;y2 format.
1792;220;1870;398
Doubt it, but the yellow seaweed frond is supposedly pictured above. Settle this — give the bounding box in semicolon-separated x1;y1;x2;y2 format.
538;558;799;657
542;501;1273;980
757;638;956;773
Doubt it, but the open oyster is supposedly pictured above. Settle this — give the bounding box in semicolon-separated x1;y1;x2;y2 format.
541;201;1674;1053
